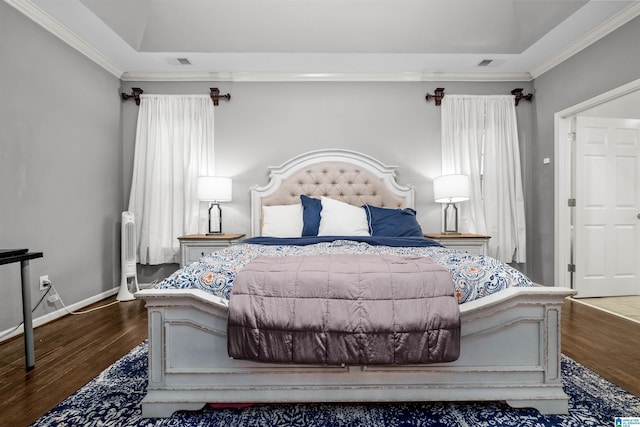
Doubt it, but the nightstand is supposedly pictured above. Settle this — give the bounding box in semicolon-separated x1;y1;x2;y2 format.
424;233;490;256
178;234;245;267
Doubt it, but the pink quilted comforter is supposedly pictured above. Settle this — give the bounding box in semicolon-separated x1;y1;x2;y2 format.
227;254;460;365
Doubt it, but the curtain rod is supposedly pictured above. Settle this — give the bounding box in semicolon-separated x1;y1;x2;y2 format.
425;87;534;106
119;87;232;106
209;87;231;106
120;87;144;105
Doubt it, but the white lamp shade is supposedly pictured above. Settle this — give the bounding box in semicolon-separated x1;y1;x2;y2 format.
197;176;232;202
433;174;470;203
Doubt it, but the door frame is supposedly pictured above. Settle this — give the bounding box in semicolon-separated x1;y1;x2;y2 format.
554;78;640;288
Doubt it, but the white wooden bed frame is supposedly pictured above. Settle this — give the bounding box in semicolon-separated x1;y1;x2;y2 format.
137;149;576;418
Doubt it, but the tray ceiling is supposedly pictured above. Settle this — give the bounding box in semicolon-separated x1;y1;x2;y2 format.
8;0;640;81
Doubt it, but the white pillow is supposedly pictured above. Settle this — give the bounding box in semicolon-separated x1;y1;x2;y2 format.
318;197;370;236
262;204;303;237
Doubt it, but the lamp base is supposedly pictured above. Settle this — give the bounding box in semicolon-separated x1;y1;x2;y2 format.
207;202;223;235
443;203;459;234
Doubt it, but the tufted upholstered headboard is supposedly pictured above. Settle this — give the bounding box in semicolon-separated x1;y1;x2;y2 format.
250;149;415;236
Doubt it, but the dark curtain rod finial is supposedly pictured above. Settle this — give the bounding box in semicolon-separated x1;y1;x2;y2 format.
210;87;231;106
121;87;144;105
425;87;445;106
511;88;534;106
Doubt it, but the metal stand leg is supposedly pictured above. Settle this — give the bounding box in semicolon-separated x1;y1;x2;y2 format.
20;260;35;370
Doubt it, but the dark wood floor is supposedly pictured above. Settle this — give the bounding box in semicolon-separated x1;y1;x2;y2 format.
0;296;147;427
1;295;638;427
561;297;640;396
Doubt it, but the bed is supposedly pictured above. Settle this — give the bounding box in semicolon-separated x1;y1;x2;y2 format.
136;149;576;418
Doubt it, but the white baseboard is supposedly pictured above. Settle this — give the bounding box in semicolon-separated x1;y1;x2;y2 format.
0;287;120;343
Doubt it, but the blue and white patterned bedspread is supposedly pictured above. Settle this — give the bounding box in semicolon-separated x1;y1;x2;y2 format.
156;239;533;304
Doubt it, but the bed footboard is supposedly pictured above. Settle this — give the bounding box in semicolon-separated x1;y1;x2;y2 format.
136;286;575;418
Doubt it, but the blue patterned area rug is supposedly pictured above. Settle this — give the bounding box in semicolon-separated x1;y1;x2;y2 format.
31;341;640;427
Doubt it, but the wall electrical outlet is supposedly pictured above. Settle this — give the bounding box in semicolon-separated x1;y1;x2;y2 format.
39;275;51;291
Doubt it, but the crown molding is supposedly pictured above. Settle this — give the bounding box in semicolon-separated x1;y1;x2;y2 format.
4;0;125;78
531;1;640;79
121;72;232;82
420;72;532;83
121;71;532;83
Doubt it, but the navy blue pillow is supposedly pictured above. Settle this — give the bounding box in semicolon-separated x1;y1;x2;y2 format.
300;195;322;236
363;205;423;237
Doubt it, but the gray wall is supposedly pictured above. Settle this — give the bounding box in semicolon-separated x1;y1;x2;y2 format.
580;86;640;119
0;2;123;334
120;81;534;283
530;15;640;285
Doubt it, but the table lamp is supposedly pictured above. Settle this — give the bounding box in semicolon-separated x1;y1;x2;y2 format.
197;176;232;234
433;174;470;234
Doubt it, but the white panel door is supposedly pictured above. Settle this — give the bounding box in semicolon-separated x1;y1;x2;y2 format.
575;117;640;297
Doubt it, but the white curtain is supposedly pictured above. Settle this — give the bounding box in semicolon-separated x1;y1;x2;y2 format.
441;95;526;263
128;95;215;264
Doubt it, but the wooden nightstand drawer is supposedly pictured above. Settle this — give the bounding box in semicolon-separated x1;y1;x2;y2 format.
424;233;491;256
178;234;245;267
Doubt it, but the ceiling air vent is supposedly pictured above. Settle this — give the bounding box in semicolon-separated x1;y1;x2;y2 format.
177;58;192;65
478;59;493;67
